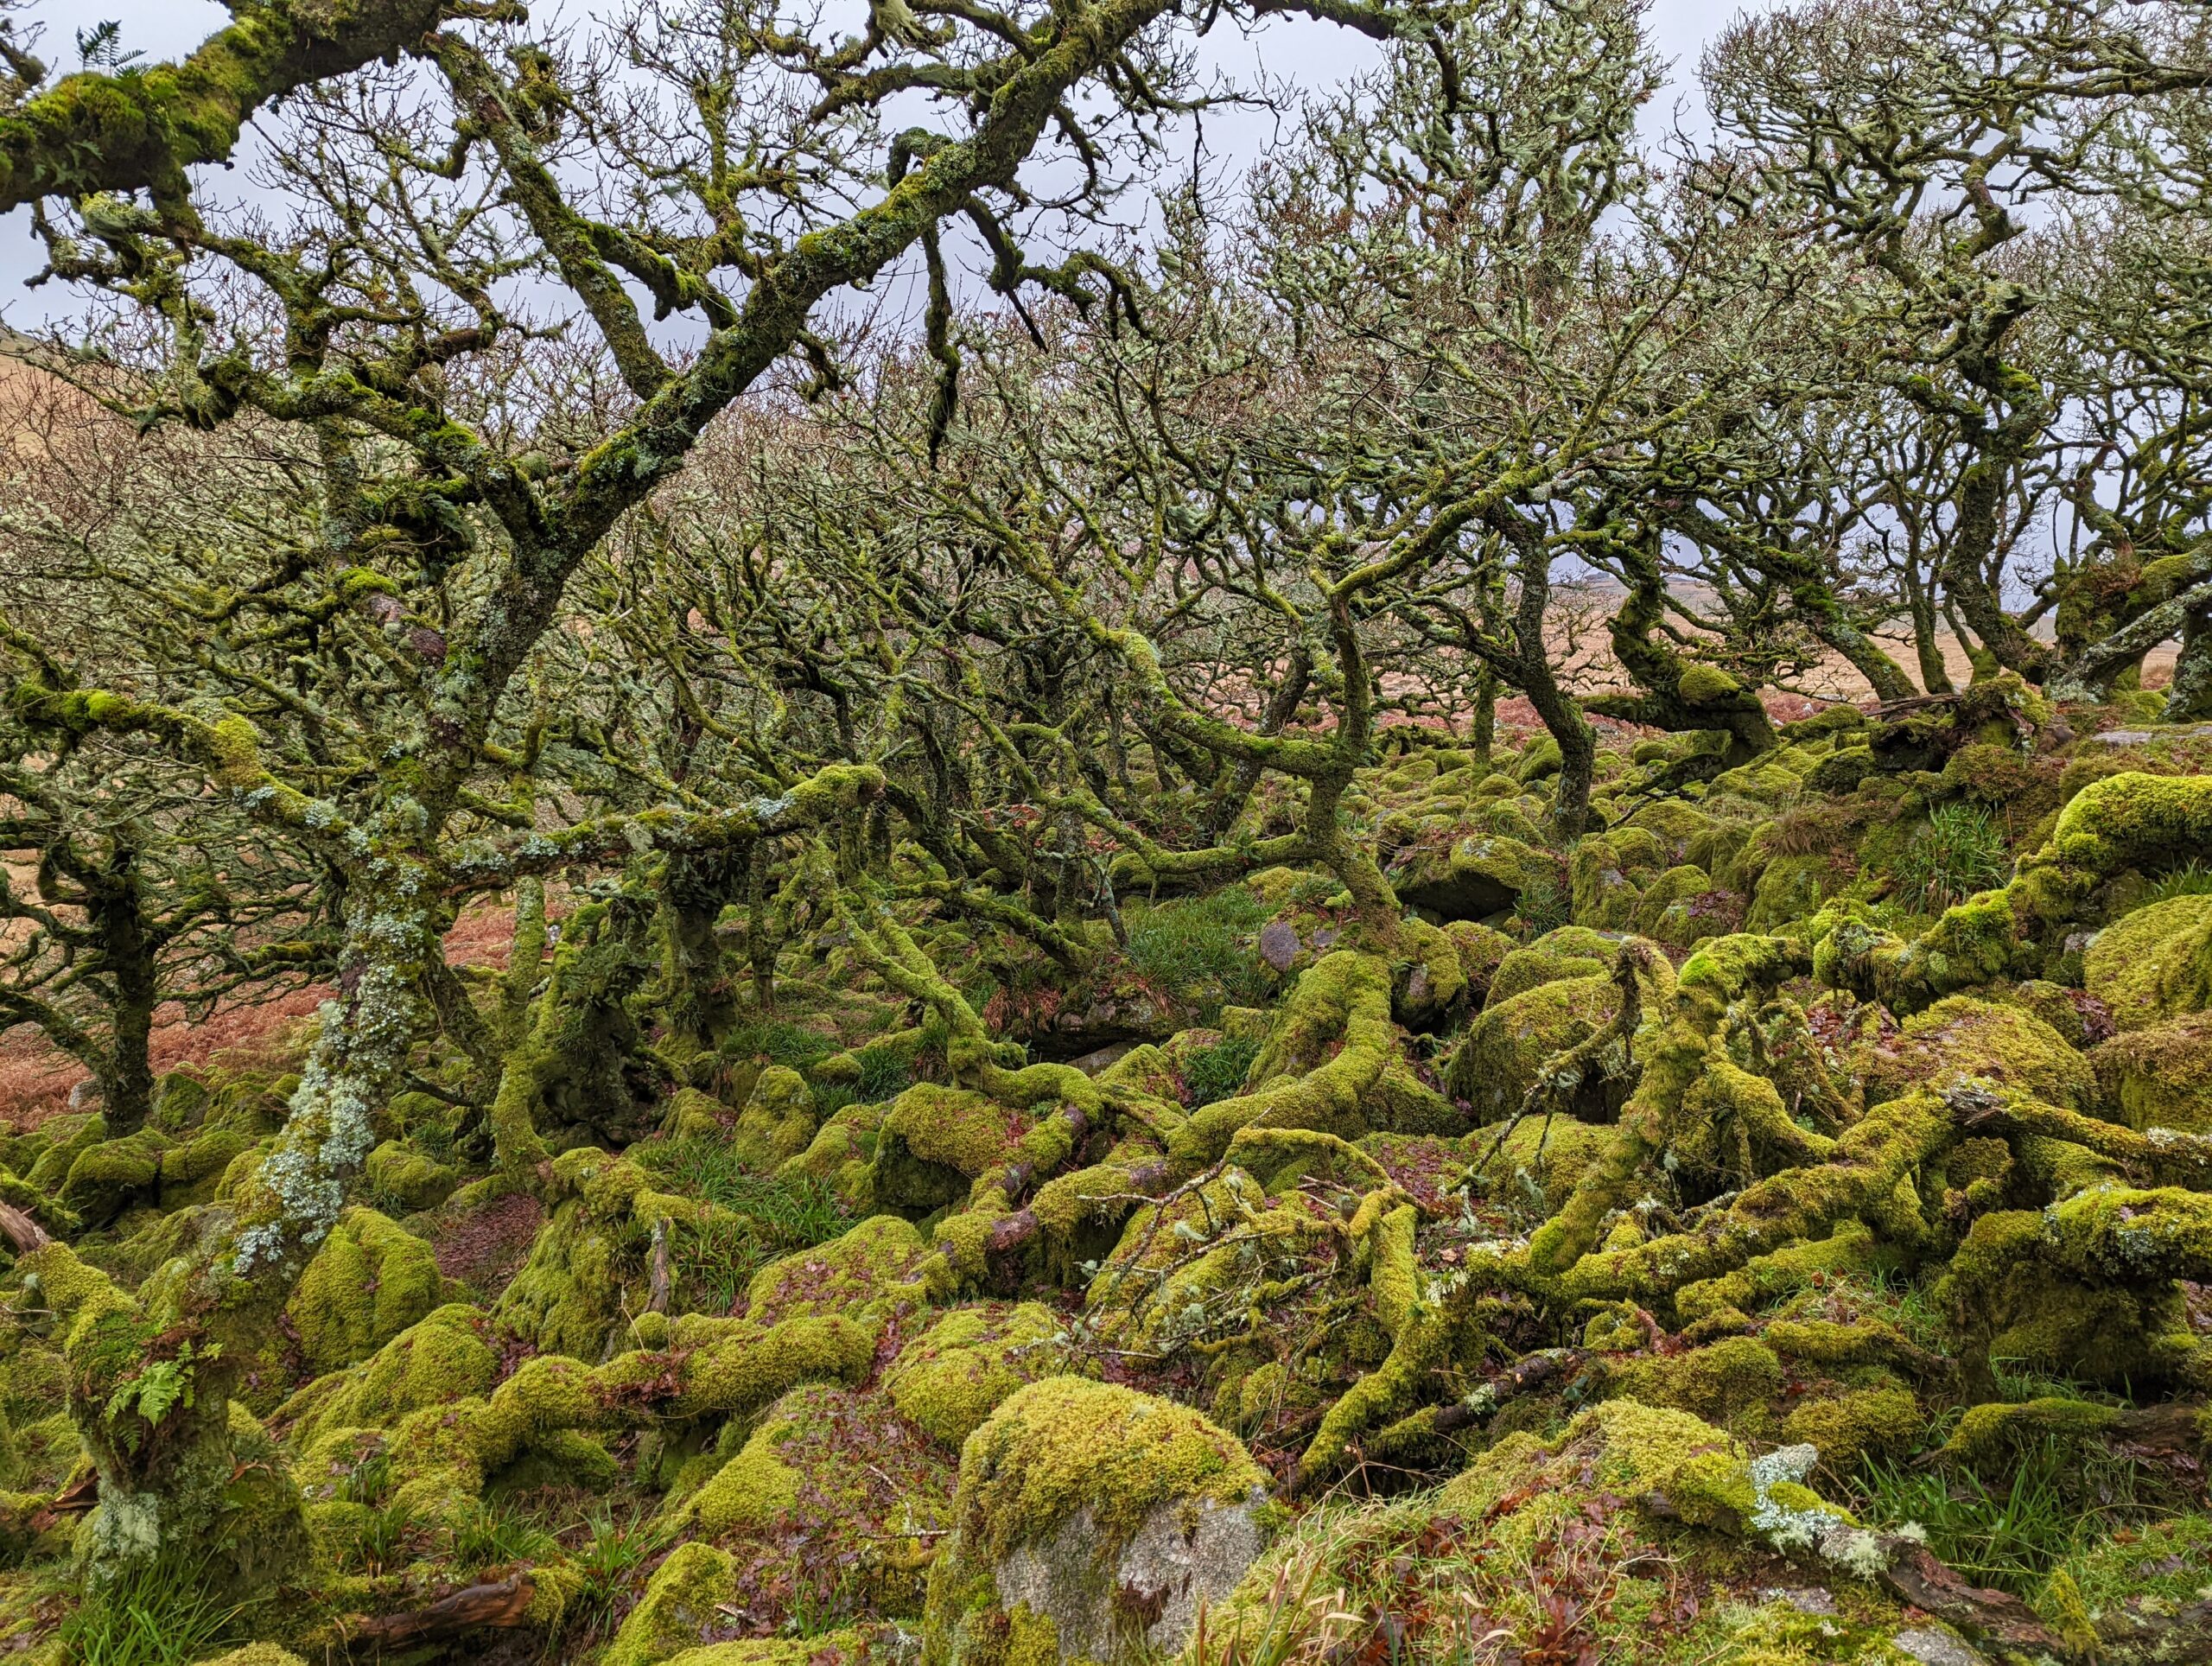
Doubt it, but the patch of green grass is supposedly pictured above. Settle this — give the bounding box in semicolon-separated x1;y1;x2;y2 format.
851;1042;915;1102
332;1501;413;1574
1511;865;1573;939
721;1019;837;1072
636;1138;849;1237
1854;1434;2176;1599
2140;859;2212;906
565;1505;674;1642
1183;1035;1261;1109
1125;887;1274;1017
673;1211;776;1314
61;1556;254;1666
633;1136;855;1311
333;1448;394;1506
1891;803;2011;913
446;1498;561;1577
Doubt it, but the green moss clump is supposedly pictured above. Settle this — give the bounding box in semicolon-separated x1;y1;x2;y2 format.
1858;994;2095;1110
2085;893;2212;1031
1779;1383;1921;1471
283;1304;501;1447
1440;1398;1761;1531
885;1303;1074;1447
1445;972;1622;1122
1488;943;1609;1007
921;1377;1265;1662
288;1207;447;1376
363;1139;459;1211
58;1128;172;1227
743;1213;948;1325
682;1380;957;1618
1463;1116;1612;1215
603;1541;740;1666
2037;1510;2212;1643
1606;1338;1785;1436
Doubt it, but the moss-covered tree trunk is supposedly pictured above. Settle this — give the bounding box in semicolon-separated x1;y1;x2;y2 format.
1584;543;1777;767
82;844;158;1136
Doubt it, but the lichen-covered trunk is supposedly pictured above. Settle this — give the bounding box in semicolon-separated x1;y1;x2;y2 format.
2168;602;2212;720
224;864;441;1282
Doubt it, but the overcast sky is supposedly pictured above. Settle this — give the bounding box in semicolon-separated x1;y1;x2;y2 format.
0;0;1764;328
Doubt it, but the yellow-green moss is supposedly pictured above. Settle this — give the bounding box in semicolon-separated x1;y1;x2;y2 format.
1857;995;2094;1110
731;1066;819;1171
1607;1338;1785;1434
362;1139;459;1211
603;1541;740;1666
2094;1009;2212;1133
885;1303;1074;1448
943;1377;1263;1564
744;1213;948;1324
2085;893;2212;1031
1447;969;1623;1125
1464;1116;1613;1215
1780;1384;1921;1472
288;1207;446;1375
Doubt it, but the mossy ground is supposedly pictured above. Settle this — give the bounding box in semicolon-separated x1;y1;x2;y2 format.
6;725;2212;1664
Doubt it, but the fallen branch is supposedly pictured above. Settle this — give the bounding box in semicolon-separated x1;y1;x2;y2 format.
348;1574;536;1648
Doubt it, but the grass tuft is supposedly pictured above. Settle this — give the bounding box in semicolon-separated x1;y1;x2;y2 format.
1890;803;2010;913
1125;887;1275;1017
1184;1035;1261;1109
60;1557;253;1666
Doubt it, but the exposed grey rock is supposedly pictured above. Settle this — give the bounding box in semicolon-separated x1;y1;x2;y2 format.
1067;1040;1136;1077
1891;1626;1989;1666
992;1492;1267;1661
1755;1587;1838;1615
1258;919;1301;971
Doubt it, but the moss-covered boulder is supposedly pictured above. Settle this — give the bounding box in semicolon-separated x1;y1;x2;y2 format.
743;1213;949;1326
921;1377;1268;1664
874;1084;1023;1212
1745;852;1837;931
730;1065;818;1172
156;1125;254;1205
288;1207;446;1376
58;1128;172;1228
1858;994;2096;1110
778;1097;885;1211
2086;893;2212;1031
280;1304;501;1448
2094;1009;2212;1133
1390;830;1559;922
1570;827;1665;930
1465;1115;1613;1215
682;1380;958;1619
1633;865;1734;950
1487;925;1615;1007
885;1303;1074;1448
603;1541;741;1666
1445;973;1622;1122
363;1139;459;1212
